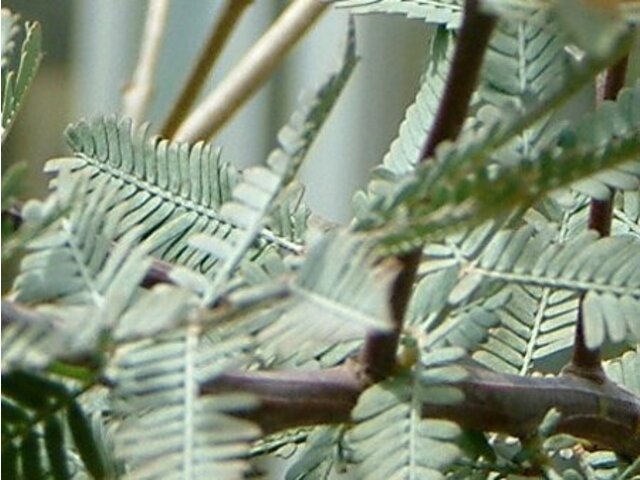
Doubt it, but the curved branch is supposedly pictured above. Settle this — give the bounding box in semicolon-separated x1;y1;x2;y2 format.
201;360;640;457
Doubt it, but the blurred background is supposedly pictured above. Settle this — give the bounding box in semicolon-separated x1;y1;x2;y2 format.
2;0;429;223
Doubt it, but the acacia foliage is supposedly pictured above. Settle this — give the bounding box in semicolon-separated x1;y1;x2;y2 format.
2;1;640;479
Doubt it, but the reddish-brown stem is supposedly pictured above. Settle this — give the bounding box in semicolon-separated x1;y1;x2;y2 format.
199;360;640;457
202;364;364;432
588;198;614;237
4;291;639;457
359;251;421;380
360;0;496;382
419;4;496;162
596;55;628;105
570;55;629;373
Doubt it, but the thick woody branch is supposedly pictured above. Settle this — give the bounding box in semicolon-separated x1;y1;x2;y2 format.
161;0;254;138
14;283;626;457
200;360;640;457
4;298;638;456
173;0;327;143
202;364;364;432
426;364;640;458
360;0;496;382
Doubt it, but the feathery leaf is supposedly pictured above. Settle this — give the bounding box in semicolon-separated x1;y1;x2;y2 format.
346;348;465;479
1;19;41;142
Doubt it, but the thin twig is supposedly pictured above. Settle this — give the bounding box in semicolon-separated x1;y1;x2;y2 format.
360;0;497;382
122;0;171;125
161;0;254;138
569;55;629;375
173;0;328;143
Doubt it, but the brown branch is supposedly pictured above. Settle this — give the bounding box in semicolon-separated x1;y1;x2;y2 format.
173;0;328;143
418;2;496;162
595;55;628;105
360;251;421;381
200;359;640;458
427;364;640;458
360;0;496;382
203;363;364;433
570;55;629;374
160;0;254;138
5;299;638;457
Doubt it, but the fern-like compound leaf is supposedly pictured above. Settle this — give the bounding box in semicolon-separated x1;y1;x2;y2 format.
406;216;639;375
476;10;569;166
7;174;200;369
252;232;398;363
1;9;20;66
332;0;463;28
47;118;257;278
261;19;357;246
111;330;259;480
379;79;640;249
472;229;639;364
354;28;454;225
1;19;41;142
267;16;357;185
182;23;357;307
346;348;465;480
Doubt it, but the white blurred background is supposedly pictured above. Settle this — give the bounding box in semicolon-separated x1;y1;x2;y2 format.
3;0;429;222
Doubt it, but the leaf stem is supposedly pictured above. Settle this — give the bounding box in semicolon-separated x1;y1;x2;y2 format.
122;0;171;125
570;54;629;375
173;0;327;143
160;0;254;138
360;0;496;382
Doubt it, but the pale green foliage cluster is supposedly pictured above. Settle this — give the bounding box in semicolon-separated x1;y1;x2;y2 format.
2;1;640;479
